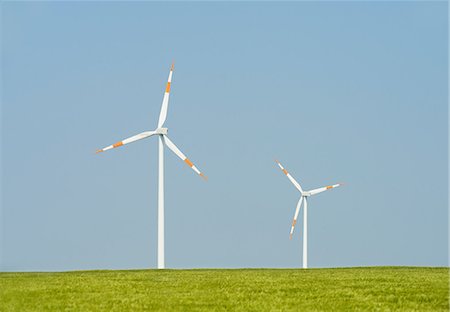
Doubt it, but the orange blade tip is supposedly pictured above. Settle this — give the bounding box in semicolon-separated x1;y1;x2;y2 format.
95;149;103;154
200;173;208;181
171;61;175;70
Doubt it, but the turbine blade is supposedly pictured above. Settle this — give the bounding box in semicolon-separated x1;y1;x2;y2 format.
308;183;341;196
157;63;174;128
290;197;304;239
275;160;303;193
162;136;207;180
96;131;156;153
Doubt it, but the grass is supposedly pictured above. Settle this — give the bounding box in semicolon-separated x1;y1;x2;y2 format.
0;267;448;311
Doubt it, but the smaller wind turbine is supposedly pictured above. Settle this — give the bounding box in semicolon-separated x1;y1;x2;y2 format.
275;160;341;269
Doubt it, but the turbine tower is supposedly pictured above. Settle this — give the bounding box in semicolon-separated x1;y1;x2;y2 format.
96;63;207;269
275;160;341;269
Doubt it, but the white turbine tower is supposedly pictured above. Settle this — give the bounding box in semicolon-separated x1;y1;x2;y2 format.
96;63;207;269
275;160;341;269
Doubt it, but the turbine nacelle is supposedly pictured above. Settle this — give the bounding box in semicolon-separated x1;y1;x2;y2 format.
155;127;168;135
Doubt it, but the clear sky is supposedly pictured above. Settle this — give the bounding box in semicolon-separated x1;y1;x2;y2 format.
1;2;447;271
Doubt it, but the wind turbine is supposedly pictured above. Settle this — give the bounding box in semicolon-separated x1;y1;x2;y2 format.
96;63;207;269
275;160;341;269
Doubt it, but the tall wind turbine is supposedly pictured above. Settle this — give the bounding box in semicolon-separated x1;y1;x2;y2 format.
275;160;341;269
96;63;207;269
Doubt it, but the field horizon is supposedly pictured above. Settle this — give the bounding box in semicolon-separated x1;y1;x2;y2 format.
1;265;448;273
1;266;448;311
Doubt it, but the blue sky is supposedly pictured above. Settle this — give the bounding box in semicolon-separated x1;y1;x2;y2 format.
1;2;447;271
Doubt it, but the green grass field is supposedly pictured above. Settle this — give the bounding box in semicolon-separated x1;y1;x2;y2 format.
0;267;448;311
